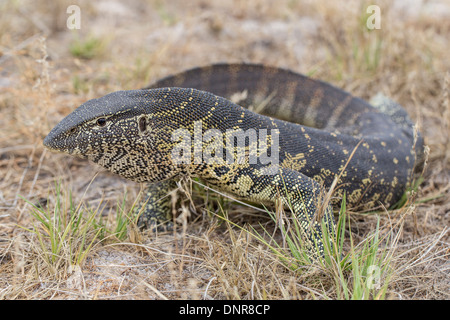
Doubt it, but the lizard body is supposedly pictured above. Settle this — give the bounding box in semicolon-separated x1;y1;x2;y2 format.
44;63;424;257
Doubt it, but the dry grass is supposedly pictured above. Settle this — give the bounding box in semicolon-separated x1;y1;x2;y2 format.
0;0;449;300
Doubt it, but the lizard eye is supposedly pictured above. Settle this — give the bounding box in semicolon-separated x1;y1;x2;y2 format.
96;118;107;127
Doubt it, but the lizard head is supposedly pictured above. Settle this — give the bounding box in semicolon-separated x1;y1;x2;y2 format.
43;89;180;183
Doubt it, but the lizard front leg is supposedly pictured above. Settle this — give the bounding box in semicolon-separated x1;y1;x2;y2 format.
136;179;178;231
204;165;336;257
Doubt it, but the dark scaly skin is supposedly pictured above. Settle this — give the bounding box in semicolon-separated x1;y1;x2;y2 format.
43;63;424;257
135;180;176;231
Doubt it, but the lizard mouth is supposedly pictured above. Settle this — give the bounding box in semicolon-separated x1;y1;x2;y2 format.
42;133;53;148
43;134;77;156
43;126;64;150
42;133;62;153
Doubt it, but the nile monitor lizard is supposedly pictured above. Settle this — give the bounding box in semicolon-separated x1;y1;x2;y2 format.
43;63;424;257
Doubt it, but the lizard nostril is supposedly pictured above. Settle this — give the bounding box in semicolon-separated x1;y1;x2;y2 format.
138;116;147;133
